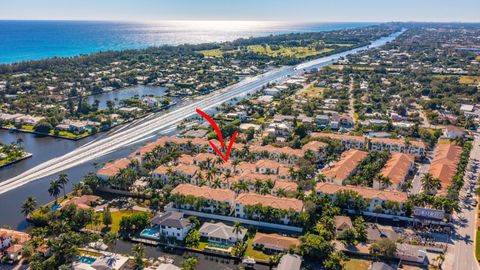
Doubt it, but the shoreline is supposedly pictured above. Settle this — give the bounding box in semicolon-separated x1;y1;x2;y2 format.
0;152;32;169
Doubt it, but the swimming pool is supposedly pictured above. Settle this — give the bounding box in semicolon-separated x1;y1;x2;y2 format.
77;256;96;264
51;204;61;211
140;228;160;239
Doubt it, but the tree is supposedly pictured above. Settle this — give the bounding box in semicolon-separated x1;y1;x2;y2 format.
103;207;113;228
48;179;62;202
233;221;244;240
21;196;37;217
103;231;119;252
337;228;356;246
185;229;200;248
353;216;367;242
132;244;145;269
57;173;69;198
34;121;53;133
369;238;397;259
299;233;335;262
421;173;441;195
181;258;199;270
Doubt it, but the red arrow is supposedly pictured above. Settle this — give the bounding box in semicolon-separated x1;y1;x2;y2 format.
196;108;238;162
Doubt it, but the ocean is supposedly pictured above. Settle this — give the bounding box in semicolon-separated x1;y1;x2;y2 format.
0;20;375;64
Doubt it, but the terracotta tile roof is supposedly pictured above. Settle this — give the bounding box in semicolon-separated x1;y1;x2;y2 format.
249;144;304;158
302;140;328;152
429;143;463;195
195;152;218;162
178;154;194;165
380;153;414;186
274;181;298;192
252;233;300;251
97;158;131;178
255;159;281;171
310;132;365;142
61;195;101;209
235;162;257;172
172;184;236;202
322;149;368;182
152;166;170;175
226;172;278;185
334;215;353;229
370;137;426;149
0;229;30;244
315;182;408;203
5;244;23;253
173;164;200;175
445;125;465;133
236;193;304;212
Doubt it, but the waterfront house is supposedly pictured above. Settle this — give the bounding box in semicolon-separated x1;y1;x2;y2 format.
252;233;300;253
199;222;247;245
97;158;132;180
60;195;101;210
151;211;192;241
322;149;368;185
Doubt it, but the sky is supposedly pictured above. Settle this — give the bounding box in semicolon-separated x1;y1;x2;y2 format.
0;0;479;22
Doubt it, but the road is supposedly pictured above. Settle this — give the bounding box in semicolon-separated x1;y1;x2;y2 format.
445;135;480;270
0;30;404;195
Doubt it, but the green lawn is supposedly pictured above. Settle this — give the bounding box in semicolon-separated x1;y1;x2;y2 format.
344;258;371;270
197;49;238;57
244;237;270;262
89;210;149;233
247;45;332;58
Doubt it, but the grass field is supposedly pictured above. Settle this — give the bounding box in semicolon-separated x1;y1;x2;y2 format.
476;230;480;262
344;258;371;270
89;210;149;233
459;76;480;85
197;49;238;57
247;45;333;58
244;237;270;261
298;84;326;98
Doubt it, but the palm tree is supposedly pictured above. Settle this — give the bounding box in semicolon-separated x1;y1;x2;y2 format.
232;221;244;240
57;173;69;198
276;188;287;198
212;177;222;188
72;183;83;196
48;179;62;203
254;179;263;193
21;197;37;217
421;173;441;195
377;175;391;189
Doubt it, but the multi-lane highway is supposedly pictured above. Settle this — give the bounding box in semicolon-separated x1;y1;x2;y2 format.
0;30;403;195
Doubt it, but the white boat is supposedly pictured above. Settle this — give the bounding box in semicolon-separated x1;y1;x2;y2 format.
242;257;256;267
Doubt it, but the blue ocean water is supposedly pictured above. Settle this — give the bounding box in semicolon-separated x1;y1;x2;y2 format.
0;20;375;64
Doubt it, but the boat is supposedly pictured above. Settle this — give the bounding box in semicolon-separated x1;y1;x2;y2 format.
242;257;256;267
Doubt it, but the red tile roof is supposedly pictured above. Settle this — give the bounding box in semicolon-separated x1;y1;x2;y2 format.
315;182;408;203
236;193;304;212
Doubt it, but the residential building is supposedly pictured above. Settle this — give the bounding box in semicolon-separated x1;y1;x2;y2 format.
368;138;426;157
315;182;408;216
428;143;463;195
334;215;353;236
443;125;465;139
171;184;236;213
252;233;300;253
97;158;132;180
199;222;247;245
321;149;368;185
234;193;304;224
310;132;366;150
151;211;192;241
373;153;414;190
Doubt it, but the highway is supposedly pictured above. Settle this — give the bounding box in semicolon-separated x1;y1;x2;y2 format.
0;30;403;195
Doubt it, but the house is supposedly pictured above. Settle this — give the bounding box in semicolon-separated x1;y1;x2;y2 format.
302;140;327;161
369;262;394;270
199;222;247;245
255;159;281;174
151;211;192;241
334;215;353;236
369;138;426;157
373;153;415;190
170;184;236;213
234;193;303;224
5;244;24;262
264;87;281;97
276;254;302;270
428;143;463;195
315;182;408;216
252;233;300;252
249;144;304;164
321;149;368;185
316;115;330;126
97;158;132;180
273;181;298;196
60;195;101;209
443;125;465;139
310;132;366;150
